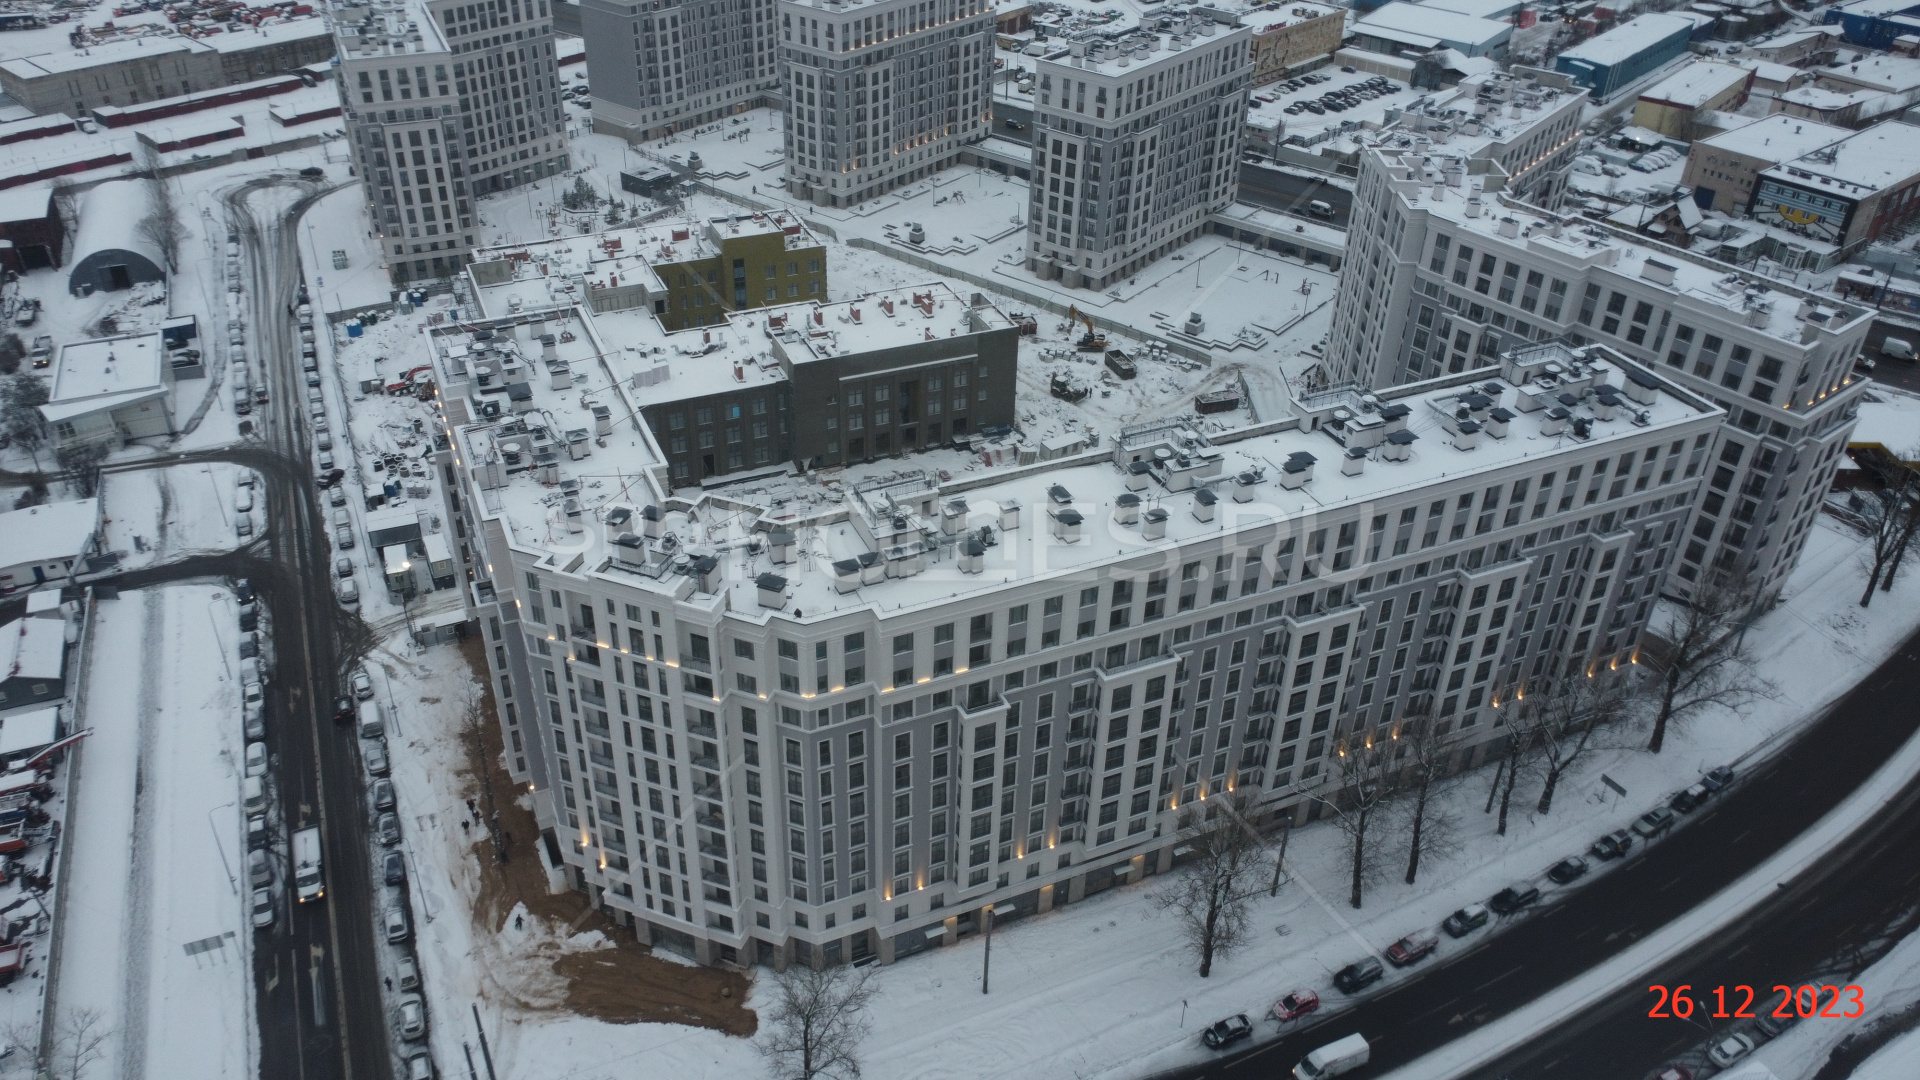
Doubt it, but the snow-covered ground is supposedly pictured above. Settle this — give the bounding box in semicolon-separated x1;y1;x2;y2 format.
53;585;252;1080
371;505;1920;1080
1743;925;1920;1080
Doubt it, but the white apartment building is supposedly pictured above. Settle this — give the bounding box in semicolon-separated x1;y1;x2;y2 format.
779;0;994;208
335;0;570;284
1376;67;1587;210
427;302;1723;967
1325;147;1872;599
1026;14;1251;290
582;0;779;142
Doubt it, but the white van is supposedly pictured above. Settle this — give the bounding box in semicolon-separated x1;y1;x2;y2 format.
1307;199;1335;218
357;701;386;740
243;775;267;815
1885;336;1917;361
1294;1034;1370;1079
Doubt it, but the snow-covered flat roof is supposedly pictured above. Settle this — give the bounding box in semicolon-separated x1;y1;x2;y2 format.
1849;396;1920;449
1420;0;1526;20
1557;14;1702;68
1694;113;1848;162
48;328;167;411
0;35;194;79
1828;0;1920;18
1762;121;1920;199
1356;3;1513;48
334;0;451;59
0;706;60;758
1814;53;1920;92
0;618;65;682
1637;60;1752;107
1371;147;1871;344
0;184;54;224
0;499;98;571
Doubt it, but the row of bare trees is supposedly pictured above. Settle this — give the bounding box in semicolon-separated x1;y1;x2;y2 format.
1148;570;1775;978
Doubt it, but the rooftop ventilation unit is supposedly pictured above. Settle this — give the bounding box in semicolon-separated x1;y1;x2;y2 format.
942;499;969;535
1193;488;1218;523
1142;507;1169;541
1279;452;1316;490
603;506;633;545
1000;499;1022;531
1382;429;1417;462
1485;407;1513;439
1051;507;1085;544
1342;446;1366;476
1125;460;1153;492
1622;367;1660;406
1452;419;1482;451
756;573;788;609
959;538;985;575
642;504;665;539
769;528;797;565
1542;407;1570;436
1114;492;1142;525
1232;470;1262;503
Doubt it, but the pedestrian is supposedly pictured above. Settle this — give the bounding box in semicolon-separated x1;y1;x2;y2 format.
515;913;524;931
384;977;392;991
462;819;470;832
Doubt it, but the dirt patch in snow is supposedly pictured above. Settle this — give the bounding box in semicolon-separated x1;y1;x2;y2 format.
455;636;757;1036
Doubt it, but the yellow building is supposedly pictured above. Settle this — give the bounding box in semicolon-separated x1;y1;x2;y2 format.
651;214;830;330
1247;3;1348;85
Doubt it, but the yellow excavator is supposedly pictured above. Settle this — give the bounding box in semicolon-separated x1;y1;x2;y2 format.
1067;305;1107;352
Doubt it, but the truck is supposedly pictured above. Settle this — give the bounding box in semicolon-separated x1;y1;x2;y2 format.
293;826;325;903
1293;1033;1370;1079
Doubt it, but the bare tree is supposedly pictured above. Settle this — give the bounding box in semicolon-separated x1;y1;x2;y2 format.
758;964;879;1080
1509;675;1631;815
56;441;109;498
1294;740;1396;908
1491;716;1537;837
1854;462;1920;608
1150;793;1264;977
1644;571;1776;753
136;142;186;273
1393;718;1458;885
0;371;49;467
10;1006;114;1080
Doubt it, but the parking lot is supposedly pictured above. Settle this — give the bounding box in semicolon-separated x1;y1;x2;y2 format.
1246;67;1425;143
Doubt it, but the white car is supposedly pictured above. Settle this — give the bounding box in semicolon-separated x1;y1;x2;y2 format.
395;952;421;992
384;904;410;943
352;668;374;699
244;701;266;741
244;740;268;778
397;995;427;1040
335;578;360;608
335;556;354;578
251;887;275;930
1707;1033;1755;1068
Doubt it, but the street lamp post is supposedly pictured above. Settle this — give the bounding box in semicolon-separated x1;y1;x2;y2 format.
981;903;995;994
208;800;237;895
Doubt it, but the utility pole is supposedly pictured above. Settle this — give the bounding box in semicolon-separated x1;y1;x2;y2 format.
981;903;995;994
1269;821;1292;896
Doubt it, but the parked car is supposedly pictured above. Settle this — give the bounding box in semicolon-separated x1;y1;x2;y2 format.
1589;829;1634;860
336;556;354;579
328;486;348;508
1271;989;1320;1022
1201;1013;1252;1049
336;578;360;608
1488;882;1540;915
234;580;255;606
397;995;427;1040
248;813;269;848
1701;764;1735;793
1442;903;1490;938
1669;784;1711;813
1754;1012;1800;1038
404;1051;434;1080
365;740;390;777
318;467;346;488
372;778;396;812
251;887;275;930
1333;958;1384;993
1385;930;1439;966
249;849;273;889
384;904;410;943
1547;856;1589;884
1707;1033;1755;1068
244;741;268;778
332;524;355;551
384;850;407;887
352;668;374;699
376;812;401;846
1632;807;1676;839
299;166;325;179
245;702;267;741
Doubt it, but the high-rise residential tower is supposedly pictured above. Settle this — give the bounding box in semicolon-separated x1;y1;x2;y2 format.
1026;13;1250;290
778;0;995;208
581;0;779;142
335;0;570;284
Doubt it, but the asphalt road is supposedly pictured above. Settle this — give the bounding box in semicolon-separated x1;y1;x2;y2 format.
230;179;395;1080
1862;319;1920;395
1163;621;1920;1080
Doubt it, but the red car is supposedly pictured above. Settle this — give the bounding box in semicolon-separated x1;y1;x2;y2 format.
1385;930;1439;966
1270;989;1320;1022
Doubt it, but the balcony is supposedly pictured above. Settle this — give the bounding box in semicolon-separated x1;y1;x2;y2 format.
688;717;718;739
